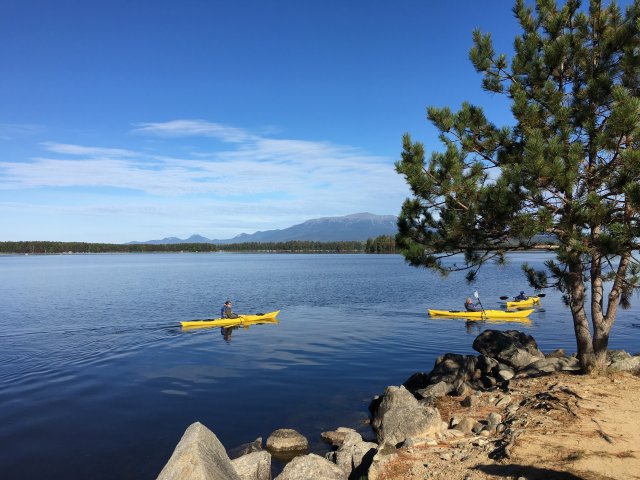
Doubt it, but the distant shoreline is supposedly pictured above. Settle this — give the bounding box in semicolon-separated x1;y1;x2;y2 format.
0;238;398;255
0;247;558;257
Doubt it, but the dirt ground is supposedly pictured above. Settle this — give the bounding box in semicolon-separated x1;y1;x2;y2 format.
372;370;640;480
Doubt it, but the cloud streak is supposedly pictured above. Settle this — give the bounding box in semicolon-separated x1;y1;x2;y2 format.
132;119;257;143
1;120;403;197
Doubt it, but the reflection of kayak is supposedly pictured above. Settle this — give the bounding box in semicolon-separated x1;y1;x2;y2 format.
506;296;540;308
180;310;280;329
428;309;534;319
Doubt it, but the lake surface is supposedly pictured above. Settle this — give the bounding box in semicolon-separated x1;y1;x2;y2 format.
1;252;639;479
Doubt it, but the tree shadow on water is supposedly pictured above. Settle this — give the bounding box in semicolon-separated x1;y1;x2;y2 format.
474;464;588;480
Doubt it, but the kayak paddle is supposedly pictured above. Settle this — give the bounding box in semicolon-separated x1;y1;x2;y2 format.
474;290;487;319
499;293;546;300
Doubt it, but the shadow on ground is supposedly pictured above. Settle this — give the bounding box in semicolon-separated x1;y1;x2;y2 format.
474;463;598;480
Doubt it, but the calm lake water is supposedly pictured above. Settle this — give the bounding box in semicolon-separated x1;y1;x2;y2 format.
1;252;639;479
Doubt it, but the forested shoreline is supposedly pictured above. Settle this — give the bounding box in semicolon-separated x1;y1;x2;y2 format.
0;235;398;255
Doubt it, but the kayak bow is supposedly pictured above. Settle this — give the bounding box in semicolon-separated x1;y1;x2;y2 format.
180;310;280;329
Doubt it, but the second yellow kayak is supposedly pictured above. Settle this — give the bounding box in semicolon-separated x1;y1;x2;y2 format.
506;296;540;308
428;309;534;319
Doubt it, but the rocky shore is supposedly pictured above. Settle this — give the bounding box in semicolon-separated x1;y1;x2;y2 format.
156;330;640;480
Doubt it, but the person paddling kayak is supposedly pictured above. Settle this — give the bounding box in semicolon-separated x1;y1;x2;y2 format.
464;297;482;312
515;291;529;301
221;300;239;319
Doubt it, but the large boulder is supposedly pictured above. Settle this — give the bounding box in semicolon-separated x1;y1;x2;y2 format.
157;422;241;480
371;385;443;446
274;453;346;480
428;353;478;385
333;431;377;479
231;451;271;480
266;429;308;454
472;330;544;370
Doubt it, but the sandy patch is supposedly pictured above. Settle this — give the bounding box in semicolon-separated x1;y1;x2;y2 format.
371;371;640;480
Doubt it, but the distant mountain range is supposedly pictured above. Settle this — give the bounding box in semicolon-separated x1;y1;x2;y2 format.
128;213;398;245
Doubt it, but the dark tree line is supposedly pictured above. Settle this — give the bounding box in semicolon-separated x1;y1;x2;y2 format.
0;237;397;255
0;241;219;254
218;240;366;252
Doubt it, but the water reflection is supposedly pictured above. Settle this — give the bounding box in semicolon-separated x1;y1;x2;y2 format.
221;326;236;343
465;320;482;335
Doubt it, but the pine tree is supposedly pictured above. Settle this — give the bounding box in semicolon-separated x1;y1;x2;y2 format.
396;0;640;373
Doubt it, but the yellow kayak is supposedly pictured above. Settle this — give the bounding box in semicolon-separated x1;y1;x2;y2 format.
506;296;540;308
180;310;280;329
428;309;534;320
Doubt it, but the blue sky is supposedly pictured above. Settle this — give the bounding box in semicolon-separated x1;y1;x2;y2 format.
2;1;528;243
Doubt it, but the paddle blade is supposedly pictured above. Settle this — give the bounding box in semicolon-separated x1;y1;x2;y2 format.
537;293;546;298
499;296;509;300
474;290;479;299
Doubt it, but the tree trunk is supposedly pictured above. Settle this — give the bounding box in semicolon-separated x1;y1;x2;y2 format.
589;241;607;373
568;260;595;372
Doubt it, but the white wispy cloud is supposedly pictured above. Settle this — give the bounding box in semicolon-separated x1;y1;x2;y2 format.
0;120;409;240
132;119;256;143
41;142;138;158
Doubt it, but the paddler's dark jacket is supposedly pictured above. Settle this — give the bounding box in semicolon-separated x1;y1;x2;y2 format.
465;301;482;312
223;305;239;319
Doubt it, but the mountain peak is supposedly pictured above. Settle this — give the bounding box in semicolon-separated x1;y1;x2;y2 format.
129;213;398;245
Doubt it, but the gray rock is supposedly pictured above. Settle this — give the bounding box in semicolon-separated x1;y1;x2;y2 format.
415;380;452;400
402;371;430;392
367;444;399;480
320;427;357;447
452;379;473;397
334;431;377;478
371;385;443;446
496;365;515;381
231;451;271;480
429;354;479;385
477;354;499;374
472;422;485;435
472;330;544;370
607;349;632;363
487;412;502;427
266;429;308;454
481;375;497;388
402;436;438;447
228;438;263;459
609;355;640;372
453;417;476;435
461;393;481;408
157;422;241;480
545;349;566;358
495;395;512;408
274;453;347;480
518;357;581;377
